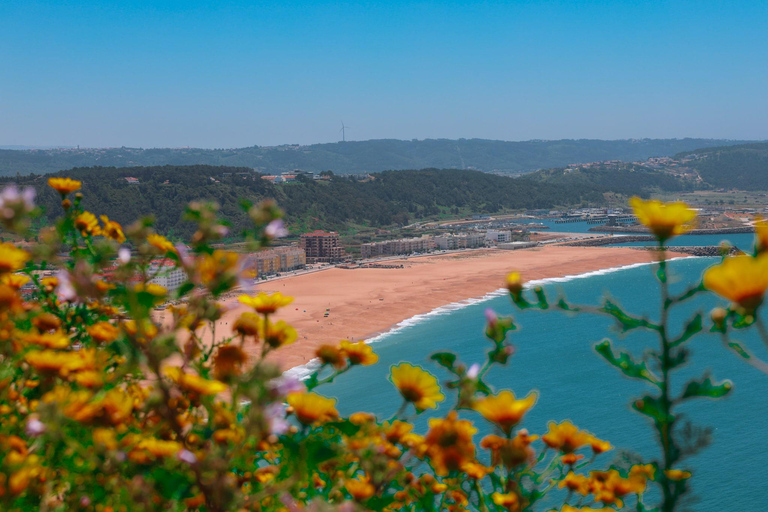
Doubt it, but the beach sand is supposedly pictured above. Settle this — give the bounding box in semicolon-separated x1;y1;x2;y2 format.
193;246;685;371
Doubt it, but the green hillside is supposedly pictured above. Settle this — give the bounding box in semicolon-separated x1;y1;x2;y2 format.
676;142;768;189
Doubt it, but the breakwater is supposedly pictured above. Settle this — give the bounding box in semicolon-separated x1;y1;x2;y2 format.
589;225;754;235
558;236;656;247
630;245;741;256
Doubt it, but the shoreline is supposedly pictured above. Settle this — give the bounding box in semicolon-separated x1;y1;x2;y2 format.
191;246;691;373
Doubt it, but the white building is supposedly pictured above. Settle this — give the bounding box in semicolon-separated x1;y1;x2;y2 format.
149;260;188;292
485;230;513;243
434;233;485;250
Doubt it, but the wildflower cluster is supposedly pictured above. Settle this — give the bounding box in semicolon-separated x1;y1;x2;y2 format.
0;179;753;512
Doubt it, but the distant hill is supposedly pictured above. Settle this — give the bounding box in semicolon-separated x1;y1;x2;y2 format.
0;138;755;177
676;142;768;190
5;165;610;237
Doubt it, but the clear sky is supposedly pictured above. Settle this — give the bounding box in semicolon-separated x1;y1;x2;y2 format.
1;0;767;148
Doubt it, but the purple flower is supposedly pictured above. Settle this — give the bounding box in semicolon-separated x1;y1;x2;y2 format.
0;184;35;220
467;363;481;379
264;402;289;435
268;375;305;396
484;308;497;326
55;269;77;302
265;219;288;239
118;247;131;264
80;496;91;507
25;417;45;437
177;449;197;465
175;243;193;268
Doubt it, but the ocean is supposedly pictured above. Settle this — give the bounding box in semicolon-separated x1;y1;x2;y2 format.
288;256;768;510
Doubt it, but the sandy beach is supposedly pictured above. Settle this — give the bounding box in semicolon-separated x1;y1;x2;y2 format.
198;246;685;371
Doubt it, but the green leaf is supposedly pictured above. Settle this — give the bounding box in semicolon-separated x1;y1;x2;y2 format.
557;298;579;312
681;376;733;400
326;420;362;437
671;313;702;347
430;352;457;371
534;286;549;309
727;341;751;359
485;316;516;343
601;300;657;332
595;339;659;385
632;395;673;424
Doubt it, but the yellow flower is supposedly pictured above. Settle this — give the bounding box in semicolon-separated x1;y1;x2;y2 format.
390;363;444;411
344;475;376;502
491;492;520;511
22;330;70;349
233;312;261;337
629;197;696;241
286;392;339;424
340;339;378;365
472;390;537;435
129;437;182;463
506;271;524;298
1;273;29;290
0;243;30;273
75;211;101;236
146;233;176;254
755;216;768;252
100;215;126;243
481;431;538;468
559;471;591;495
134;283;167;296
92;428;118;450
48;177;81;195
561;505;605;512
260;319;297;348
664;469;691;481
703;254;768;311
87;322;120;343
165;367;227;395
25;349;96;376
424;411;476;475
542;420;593;453
316;344;346;368
461;461;492;479
588;435;613;454
238;291;294;314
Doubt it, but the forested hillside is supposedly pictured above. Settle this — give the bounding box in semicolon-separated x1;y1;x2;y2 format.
0;138;753;176
676;142;768;189
2;166;607;237
528;164;693;195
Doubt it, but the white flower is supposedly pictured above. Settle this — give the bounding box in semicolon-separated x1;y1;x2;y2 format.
265;219;288;239
118;247;131;264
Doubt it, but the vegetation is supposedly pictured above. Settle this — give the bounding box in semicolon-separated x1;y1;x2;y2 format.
527;164;692;196
675;142;768;190
0;138;753;176
3;166;610;238
0;179;765;511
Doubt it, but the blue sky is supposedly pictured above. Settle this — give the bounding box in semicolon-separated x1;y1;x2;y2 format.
1;1;767;148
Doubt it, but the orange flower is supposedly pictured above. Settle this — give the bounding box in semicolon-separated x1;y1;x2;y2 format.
213;344;248;379
233;312;260;337
629;197;697;241
340;339;378;365
542;420;592;453
481;430;538;468
87;321;120;343
344;475;376;502
0;243;30;273
100;215;126;243
146;233;176;254
238;291;293;314
22;330;70;350
1;273;29;289
390;363;444;411
165;367;227;395
559;471;590;495
48;177;81;195
424;411;476;475
25;349;96;376
472;390;537;435
316;344;346;368
703;254;768;312
75;211;101;237
664;469;691;481
491;492;521;512
286;392;338;425
260;319;297;348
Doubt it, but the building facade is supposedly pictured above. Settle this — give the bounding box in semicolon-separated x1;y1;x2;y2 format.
434;233;485;250
485;230;513;243
360;236;436;259
245;246;307;277
299;231;345;263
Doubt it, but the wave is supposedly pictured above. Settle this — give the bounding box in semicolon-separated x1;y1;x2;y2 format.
283;256;697;381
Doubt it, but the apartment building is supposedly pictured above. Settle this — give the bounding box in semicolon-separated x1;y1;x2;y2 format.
360;235;436;259
434;232;485;250
485;230;513;243
149;259;188;292
299;231;345;263
245;246;307;277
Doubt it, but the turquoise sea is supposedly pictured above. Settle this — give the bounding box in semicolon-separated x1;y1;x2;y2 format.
290;257;768;510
